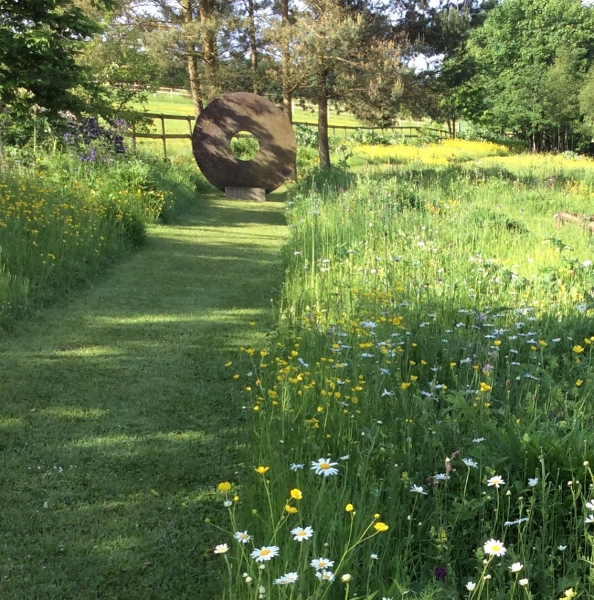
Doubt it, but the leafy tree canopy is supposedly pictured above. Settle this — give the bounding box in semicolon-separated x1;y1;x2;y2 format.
0;0;114;122
461;0;594;149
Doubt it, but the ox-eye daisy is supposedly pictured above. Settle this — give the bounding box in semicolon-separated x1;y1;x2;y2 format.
273;572;298;585
483;539;506;557
311;557;334;570
251;546;280;562
311;458;339;477
487;475;505;488
234;531;251;544
291;526;314;542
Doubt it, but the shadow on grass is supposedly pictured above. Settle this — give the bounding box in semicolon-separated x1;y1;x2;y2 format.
0;191;286;599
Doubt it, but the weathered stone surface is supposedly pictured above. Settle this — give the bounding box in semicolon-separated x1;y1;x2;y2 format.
192;92;296;194
225;187;266;201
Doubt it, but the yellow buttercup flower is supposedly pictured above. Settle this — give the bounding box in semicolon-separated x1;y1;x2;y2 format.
255;466;270;474
345;503;354;512
573;345;585;354
480;382;492;393
218;482;231;492
285;504;298;514
374;522;389;532
290;488;302;500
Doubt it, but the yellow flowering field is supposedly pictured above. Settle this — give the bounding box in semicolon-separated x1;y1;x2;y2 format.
353;139;510;166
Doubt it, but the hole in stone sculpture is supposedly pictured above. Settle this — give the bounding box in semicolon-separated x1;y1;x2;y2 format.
230;131;259;161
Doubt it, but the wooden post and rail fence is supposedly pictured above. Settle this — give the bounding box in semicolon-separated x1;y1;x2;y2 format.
128;111;450;160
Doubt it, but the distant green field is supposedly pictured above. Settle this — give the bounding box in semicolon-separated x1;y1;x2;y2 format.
134;92;362;125
131;91;445;158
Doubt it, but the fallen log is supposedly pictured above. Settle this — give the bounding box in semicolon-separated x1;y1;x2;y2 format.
554;211;594;233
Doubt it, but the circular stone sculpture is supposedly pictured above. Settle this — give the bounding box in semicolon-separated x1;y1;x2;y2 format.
192;92;297;194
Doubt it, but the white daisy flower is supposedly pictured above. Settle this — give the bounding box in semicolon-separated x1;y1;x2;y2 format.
509;562;523;572
466;582;477;591
483;539;506;557
528;477;539;487
223;500;232;507
558;545;567;551
472;437;486;443
586;500;594;511
214;543;229;554
315;570;335;582
340;454;350;461
463;458;478;468
311;557;334;570
341;574;351;582
290;463;304;471
519;578;529;586
291;526;314;542
251;546;280;562
433;473;450;481
311;458;339;477
234;531;251;544
410;484;427;495
273;572;298;585
487;475;505;488
585;515;594;524
370;553;379;560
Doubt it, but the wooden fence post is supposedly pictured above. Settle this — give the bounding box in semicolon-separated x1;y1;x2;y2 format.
132;123;137;152
187;116;193;137
160;114;167;159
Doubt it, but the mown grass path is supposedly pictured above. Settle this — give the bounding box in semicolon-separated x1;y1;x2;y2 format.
0;192;287;599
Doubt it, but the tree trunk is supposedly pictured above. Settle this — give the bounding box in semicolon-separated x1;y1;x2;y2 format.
187;53;203;119
182;0;203;119
281;0;292;123
200;0;217;101
248;0;259;94
317;65;330;168
0;100;5;160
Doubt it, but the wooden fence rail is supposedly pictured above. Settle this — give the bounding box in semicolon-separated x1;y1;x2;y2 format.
128;112;450;159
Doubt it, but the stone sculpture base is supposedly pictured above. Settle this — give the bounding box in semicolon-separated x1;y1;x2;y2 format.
225;187;266;202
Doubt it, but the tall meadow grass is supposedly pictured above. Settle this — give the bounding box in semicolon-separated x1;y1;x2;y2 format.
214;148;594;599
0;150;206;326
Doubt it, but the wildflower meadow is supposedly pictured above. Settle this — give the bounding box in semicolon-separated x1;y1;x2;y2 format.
0;140;202;326
213;141;594;599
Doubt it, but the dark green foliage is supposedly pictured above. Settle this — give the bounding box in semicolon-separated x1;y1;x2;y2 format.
294;124;319;148
0;0;110;118
460;0;594;152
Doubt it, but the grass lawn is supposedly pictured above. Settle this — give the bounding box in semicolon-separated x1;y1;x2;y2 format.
0;188;287;598
134;92;362;126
